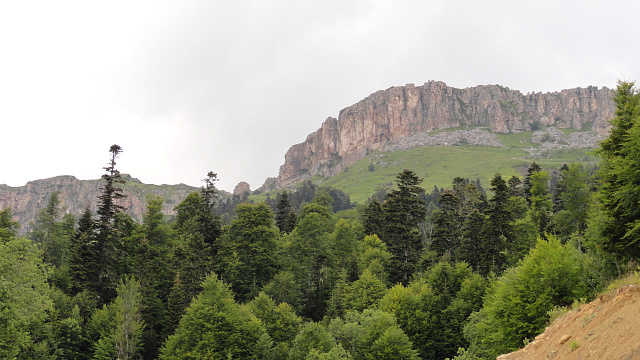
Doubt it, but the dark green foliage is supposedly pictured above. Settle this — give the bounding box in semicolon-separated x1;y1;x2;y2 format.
554;164;592;239
218;202;280;302
69;206;97;296
479;173;514;275
94;144;127;303
282;203;337;320
0;207;19;242
380;170;428;284
275;191;297;233
595;81;640;261
128;196;175;359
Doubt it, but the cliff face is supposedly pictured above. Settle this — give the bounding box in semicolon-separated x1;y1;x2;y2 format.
276;81;615;187
0;175;199;234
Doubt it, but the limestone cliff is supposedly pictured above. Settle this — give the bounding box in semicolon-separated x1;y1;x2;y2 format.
0;175;200;234
276;81;615;188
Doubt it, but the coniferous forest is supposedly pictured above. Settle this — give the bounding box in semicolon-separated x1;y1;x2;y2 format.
2;81;640;359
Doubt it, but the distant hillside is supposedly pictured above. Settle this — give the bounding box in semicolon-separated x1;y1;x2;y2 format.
0;175;202;234
318;127;601;203
273;81;614;189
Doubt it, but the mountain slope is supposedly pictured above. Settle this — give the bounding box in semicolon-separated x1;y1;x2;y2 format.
0;175;200;234
275;81;614;189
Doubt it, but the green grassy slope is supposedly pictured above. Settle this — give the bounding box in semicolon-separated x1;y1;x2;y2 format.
316;129;600;203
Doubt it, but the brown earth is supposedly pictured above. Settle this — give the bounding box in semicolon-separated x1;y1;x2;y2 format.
498;285;640;360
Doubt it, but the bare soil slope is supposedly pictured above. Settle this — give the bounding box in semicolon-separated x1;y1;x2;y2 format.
498;285;640;360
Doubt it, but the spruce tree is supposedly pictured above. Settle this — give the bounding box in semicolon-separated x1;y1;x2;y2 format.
94;144;127;303
275;191;296;233
382;170;427;284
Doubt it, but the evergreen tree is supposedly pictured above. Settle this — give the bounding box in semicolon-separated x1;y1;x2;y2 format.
275;191;296;233
218;202;280;302
69;205;97;295
523;162;542;204
480;173;514;275
381;170;427;284
528;170;554;236
596;81;640;261
94;144;127;303
0;207;19;242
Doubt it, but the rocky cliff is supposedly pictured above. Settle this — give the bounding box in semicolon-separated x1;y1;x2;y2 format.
276;81;615;188
0;175;199;234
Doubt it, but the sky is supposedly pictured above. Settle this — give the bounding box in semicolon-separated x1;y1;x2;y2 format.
1;1;638;192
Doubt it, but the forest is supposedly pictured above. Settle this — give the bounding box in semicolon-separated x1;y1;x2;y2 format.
1;81;639;360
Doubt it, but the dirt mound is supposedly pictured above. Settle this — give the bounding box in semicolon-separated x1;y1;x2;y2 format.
498;285;640;360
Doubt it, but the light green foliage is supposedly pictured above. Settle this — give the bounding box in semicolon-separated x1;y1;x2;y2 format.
328;309;417;360
465;235;596;359
289;322;336;360
0;237;52;358
358;235;391;283
249;292;302;345
114;277;145;360
306;344;352;359
379;260;486;360
343;270;388;312
160;273;266;359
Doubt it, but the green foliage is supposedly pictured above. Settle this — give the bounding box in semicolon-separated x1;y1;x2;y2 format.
289;322;336;360
596;81;640;261
0;207;19;242
160;273;266;359
0;237;52;358
379;260;486;360
328;309;418;360
379;170;428;284
465;235;596;359
218;202;280;302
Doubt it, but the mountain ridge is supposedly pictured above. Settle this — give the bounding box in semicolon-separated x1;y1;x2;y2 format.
273;81;615;189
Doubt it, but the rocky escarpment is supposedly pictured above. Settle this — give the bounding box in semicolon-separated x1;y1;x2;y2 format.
0;175;200;234
275;81;615;188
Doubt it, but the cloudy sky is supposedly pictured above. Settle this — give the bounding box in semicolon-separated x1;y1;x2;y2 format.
1;1;638;192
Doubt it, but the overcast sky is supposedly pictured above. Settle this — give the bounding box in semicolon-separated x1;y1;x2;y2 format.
1;1;638;192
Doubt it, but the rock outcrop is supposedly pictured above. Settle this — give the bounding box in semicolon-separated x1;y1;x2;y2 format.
233;181;251;196
0;175;199;234
275;81;615;188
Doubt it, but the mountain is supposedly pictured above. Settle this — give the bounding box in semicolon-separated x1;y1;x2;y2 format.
274;81;615;189
0;174;200;234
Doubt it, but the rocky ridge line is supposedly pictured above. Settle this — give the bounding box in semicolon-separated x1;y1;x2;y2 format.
274;81;615;189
